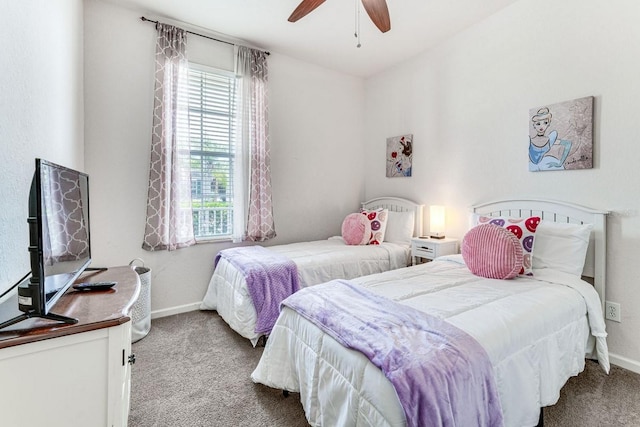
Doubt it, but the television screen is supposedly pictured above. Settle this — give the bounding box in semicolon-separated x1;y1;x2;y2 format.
0;159;90;330
37;159;91;313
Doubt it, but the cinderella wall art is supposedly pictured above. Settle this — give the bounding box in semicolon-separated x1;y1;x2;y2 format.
528;97;593;172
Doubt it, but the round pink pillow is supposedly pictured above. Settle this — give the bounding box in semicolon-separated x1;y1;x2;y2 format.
462;223;524;279
341;213;372;245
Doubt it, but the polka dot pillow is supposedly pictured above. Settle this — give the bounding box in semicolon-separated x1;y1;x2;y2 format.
474;215;540;275
360;208;389;245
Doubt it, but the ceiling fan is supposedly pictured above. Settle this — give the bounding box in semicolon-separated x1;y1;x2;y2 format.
288;0;391;33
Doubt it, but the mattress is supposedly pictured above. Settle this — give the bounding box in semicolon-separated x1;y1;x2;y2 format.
251;255;609;427
200;237;410;345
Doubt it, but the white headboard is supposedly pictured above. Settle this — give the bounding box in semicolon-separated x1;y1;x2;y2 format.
471;199;608;310
362;197;424;238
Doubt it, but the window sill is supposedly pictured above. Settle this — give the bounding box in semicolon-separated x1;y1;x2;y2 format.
195;237;234;245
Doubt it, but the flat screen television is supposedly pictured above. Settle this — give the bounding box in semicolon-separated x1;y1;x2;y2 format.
0;159;91;329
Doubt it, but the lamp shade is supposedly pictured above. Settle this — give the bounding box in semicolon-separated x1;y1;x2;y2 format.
429;205;446;239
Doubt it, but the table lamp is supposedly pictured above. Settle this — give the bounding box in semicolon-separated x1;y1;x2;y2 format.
429;205;446;239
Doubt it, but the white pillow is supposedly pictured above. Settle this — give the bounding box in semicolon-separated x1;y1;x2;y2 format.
532;221;593;276
383;210;415;245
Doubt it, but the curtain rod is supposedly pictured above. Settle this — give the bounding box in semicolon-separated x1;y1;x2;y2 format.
140;16;270;55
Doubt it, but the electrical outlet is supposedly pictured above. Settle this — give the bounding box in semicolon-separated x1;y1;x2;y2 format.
605;301;621;322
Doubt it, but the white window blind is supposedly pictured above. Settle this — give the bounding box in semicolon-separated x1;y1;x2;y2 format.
177;64;237;239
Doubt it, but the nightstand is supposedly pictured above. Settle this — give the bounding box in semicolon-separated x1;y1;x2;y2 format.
411;237;459;265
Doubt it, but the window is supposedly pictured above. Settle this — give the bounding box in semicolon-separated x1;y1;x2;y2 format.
177;64;237;240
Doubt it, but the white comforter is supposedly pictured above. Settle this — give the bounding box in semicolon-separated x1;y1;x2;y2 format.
251;255;609;427
200;238;410;345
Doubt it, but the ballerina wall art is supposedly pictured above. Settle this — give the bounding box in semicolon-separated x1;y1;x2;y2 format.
528;96;593;172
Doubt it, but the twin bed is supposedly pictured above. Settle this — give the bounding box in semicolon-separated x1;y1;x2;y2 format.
248;199;610;427
200;197;425;345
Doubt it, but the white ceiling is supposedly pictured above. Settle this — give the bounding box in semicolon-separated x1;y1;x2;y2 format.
102;0;520;78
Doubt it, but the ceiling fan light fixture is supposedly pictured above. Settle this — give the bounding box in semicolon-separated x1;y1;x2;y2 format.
354;0;361;48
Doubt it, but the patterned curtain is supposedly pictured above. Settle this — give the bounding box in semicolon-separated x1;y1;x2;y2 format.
142;24;195;251
235;46;276;242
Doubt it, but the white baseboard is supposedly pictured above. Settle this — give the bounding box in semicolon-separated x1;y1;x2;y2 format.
609;352;640;375
150;302;201;320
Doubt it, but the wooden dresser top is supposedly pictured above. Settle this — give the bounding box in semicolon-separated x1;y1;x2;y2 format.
0;266;140;349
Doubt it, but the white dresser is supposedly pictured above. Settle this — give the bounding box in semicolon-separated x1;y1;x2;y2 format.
0;266;140;427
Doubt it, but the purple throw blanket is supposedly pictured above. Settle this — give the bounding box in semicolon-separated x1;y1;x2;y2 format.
216;246;300;335
282;280;504;427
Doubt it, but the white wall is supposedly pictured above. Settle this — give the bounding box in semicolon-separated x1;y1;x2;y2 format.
83;0;365;316
0;0;84;300
364;0;640;370
3;0;637;375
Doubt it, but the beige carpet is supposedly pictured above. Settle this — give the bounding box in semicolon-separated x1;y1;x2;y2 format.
129;310;640;426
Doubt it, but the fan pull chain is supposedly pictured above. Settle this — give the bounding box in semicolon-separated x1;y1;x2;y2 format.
354;0;361;48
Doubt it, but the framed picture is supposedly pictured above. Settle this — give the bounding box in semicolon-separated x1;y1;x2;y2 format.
528;96;593;171
386;134;413;177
